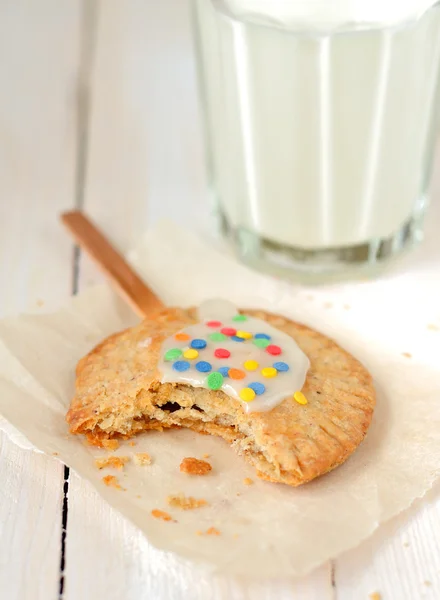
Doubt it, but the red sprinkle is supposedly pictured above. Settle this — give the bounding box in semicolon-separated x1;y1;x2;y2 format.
220;327;236;336
206;321;222;328
214;348;230;359
266;344;282;356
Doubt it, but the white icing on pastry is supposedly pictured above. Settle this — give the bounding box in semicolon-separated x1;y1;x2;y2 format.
158;299;310;413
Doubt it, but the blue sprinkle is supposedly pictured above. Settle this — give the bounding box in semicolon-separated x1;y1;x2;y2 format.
191;338;207;350
218;367;230;378
195;361;212;373
255;333;271;340
231;336;245;342
173;360;190;372
273;361;289;372
248;382;266;395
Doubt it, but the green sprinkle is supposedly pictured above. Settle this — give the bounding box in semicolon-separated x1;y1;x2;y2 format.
209;332;227;342
207;371;224;390
164;348;182;361
253;338;270;349
232;314;247;322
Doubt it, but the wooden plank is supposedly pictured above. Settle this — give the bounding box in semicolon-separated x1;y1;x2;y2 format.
0;433;62;600
65;0;440;598
0;1;81;598
64;1;332;598
77;0;208;255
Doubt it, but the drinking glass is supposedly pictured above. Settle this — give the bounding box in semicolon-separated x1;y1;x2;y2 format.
192;0;440;280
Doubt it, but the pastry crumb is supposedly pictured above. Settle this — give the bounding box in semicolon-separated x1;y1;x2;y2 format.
197;527;221;536
133;452;152;466
36;299;44;307
402;352;412;358
369;593;381;600
424;580;432;587
95;456;129;470
101;438;120;451
243;477;253;486
129;440;137;447
167;494;208;510
136;494;142;499
202;453;210;459
102;475;122;490
180;457;212;475
52;452;59;456
151;509;173;522
427;324;439;331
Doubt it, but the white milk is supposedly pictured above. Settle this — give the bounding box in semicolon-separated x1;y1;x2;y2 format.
193;0;440;250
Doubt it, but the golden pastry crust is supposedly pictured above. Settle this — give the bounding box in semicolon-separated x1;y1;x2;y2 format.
180;457;212;475
95;456;129;470
167;494;208;510
67;307;375;486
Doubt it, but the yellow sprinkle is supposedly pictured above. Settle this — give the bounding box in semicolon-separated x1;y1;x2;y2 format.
243;360;259;371
294;391;308;405
240;387;256;402
183;348;198;360
261;367;277;378
236;330;253;339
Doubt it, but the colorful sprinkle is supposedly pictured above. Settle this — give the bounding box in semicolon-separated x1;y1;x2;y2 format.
183;349;199;360
206;320;222;328
191;339;207;350
164;348;182;361
196;361;212;373
207;372;223;390
214;348;230;359
231;336;245;342
229;368;246;380
294;391;308;405
236;330;252;340
253;338;270;349
255;333;271;340
209;332;227;342
273;361;289;372
175;333;190;342
248;382;266;395
232;314;248;322
240;387;256;402
173;360;190;372
243;360;259;371
220;327;236;336
261;367;277;378
266;344;282;356
218;367;230;377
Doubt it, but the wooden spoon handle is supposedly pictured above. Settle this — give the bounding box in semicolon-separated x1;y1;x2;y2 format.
61;211;164;318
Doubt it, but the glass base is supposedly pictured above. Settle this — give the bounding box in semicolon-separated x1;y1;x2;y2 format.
218;206;426;284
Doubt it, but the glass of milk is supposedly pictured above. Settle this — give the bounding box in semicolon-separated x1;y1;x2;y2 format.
192;0;440;280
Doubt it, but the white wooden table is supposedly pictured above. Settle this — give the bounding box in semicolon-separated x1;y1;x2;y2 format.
0;2;439;598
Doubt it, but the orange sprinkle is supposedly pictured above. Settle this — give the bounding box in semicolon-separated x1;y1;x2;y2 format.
229;368;246;380
175;332;190;341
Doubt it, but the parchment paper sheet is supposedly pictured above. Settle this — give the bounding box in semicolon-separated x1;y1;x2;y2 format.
1;222;440;577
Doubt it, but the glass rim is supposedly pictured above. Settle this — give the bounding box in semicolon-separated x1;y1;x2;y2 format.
209;0;440;37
